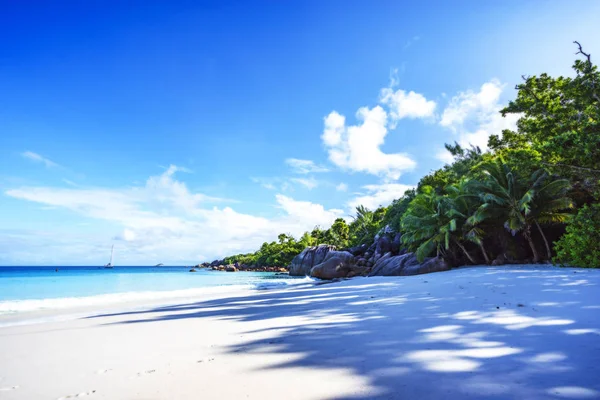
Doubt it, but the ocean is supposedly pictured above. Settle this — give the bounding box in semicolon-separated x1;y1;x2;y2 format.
0;266;308;316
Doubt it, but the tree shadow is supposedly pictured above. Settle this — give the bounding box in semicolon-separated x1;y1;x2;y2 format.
89;267;600;399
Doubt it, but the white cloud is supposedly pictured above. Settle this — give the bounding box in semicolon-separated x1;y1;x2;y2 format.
4;166;343;264
379;88;436;122
336;183;348;192
290;177;319;190
285;158;329;174
439;79;519;150
322;107;416;180
276;194;344;226
21;151;60;168
251;177;279;190
347;183;415;211
322;81;435;180
251;175;319;191
435;149;456;165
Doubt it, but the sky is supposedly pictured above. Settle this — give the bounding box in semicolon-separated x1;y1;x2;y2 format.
1;0;600;266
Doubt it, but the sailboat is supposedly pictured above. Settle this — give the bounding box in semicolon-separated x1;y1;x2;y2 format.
104;245;115;269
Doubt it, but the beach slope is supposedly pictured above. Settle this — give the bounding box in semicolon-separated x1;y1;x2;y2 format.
1;266;599;399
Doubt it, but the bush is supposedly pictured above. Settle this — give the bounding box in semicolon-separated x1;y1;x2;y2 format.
554;204;600;268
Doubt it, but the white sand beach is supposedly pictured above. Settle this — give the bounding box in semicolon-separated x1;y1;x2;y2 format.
1;266;600;400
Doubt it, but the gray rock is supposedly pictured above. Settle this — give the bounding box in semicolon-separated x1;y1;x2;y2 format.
288;245;336;276
348;244;368;256
375;235;392;256
372;253;382;264
391;233;402;254
310;250;356;280
402;257;449;275
368;253;419;276
491;254;506;266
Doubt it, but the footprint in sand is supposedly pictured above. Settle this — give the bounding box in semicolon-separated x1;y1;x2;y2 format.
95;369;112;375
0;386;19;392
134;370;156;378
56;389;96;399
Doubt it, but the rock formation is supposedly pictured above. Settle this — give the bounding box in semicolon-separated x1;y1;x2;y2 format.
288;245;336;276
310;250;366;279
288;227;451;280
200;226;451;280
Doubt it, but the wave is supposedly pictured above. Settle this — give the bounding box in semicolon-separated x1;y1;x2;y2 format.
255;276;316;290
0;277;315;316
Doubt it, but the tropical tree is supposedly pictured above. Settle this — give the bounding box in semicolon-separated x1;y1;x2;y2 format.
310;226;326;245
348;206;376;246
382;189;416;232
402;187;448;262
469;158;540;261
470;158;573;262
490;42;600;195
554;204;600;268
329;218;350;249
528;171;574;259
445;180;490;264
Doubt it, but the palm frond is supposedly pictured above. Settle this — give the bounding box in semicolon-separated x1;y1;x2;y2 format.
416;239;436;263
537;212;574;224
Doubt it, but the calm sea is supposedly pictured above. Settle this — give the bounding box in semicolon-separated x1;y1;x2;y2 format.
0;266;307;316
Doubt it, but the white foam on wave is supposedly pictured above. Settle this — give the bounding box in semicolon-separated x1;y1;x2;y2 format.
255;276;316;290
0;276;314;316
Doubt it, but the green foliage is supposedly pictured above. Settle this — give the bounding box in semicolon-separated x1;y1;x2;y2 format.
468;158;573;262
329;218;350;249
222;233;307;267
401;156;574;264
382;189;415;232
491;43;600;195
310;226;327;245
402;181;488;264
402;186;452;262
348;205;386;247
418;143;484;193
554;204;600;268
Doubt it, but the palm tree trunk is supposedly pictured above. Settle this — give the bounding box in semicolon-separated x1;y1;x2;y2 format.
479;242;491;264
454;240;477;265
535;220;552;261
523;227;540;263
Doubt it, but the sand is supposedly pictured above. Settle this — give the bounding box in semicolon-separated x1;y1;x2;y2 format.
1;265;599;400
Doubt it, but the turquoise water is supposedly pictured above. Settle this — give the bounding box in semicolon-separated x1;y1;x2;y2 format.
0;266;306;315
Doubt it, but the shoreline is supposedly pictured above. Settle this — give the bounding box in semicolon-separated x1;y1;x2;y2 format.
0;264;586;326
1;265;599;399
0;276;317;328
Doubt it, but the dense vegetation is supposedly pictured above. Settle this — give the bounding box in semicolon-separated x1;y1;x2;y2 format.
221;221;351;267
216;44;599;269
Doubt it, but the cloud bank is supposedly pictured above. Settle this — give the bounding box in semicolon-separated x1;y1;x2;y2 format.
4;166;343;265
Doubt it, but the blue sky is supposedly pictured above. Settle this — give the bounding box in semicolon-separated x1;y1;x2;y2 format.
1;1;599;265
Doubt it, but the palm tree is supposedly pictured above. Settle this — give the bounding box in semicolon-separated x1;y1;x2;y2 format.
402;187;447;262
470;158;573;263
445;180;491;264
351;205;375;244
529;170;574;260
402;186;479;264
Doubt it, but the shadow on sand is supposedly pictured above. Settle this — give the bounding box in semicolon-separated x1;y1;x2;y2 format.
87;266;600;399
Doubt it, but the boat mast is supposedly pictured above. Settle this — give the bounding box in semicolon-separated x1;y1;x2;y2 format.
109;245;114;266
